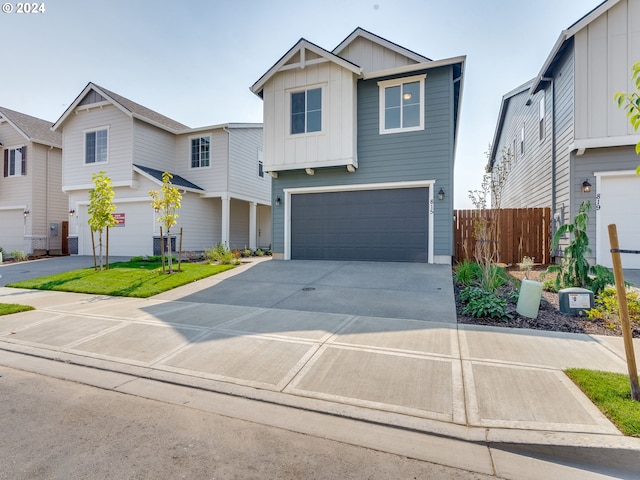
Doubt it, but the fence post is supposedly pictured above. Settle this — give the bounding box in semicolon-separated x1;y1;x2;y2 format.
608;224;640;401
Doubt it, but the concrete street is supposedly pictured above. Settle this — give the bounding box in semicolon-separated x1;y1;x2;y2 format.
0;257;639;479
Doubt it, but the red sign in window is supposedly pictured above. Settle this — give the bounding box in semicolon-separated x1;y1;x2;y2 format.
112;213;125;227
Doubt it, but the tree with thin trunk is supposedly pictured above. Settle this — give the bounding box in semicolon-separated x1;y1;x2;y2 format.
614;61;640;175
88;171;117;271
149;172;182;273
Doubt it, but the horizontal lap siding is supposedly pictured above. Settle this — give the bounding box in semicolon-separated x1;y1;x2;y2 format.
133;121;176;173
228;128;270;204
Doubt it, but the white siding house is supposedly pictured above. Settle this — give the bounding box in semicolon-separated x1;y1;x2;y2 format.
53;83;269;257
0;107;66;256
490;0;640;269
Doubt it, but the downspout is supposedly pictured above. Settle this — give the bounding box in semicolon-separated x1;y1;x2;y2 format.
542;76;557;256
45;146;50;255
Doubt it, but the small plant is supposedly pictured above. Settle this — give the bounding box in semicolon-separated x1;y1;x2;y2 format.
242;246;252;258
10;250;28;262
205;243;240;265
255;248;265;257
519;256;534;280
231;249;242;259
460;286;512;321
454;259;482;286
587;287;640;326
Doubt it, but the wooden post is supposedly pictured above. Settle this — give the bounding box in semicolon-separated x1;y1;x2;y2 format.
90;229;97;271
178;227;183;272
608;224;640;401
106;227;109;270
160;226;165;274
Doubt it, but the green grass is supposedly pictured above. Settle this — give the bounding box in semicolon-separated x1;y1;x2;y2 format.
0;303;35;315
6;260;235;298
565;368;640;437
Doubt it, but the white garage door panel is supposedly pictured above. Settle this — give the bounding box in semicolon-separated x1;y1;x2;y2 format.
597;175;640;269
0;210;24;252
79;202;154;257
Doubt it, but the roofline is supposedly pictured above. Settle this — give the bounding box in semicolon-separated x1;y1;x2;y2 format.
0;109;62;149
530;0;619;94
132;165;204;194
250;38;362;97
185;122;263;134
361;55;465;80
333;27;432;63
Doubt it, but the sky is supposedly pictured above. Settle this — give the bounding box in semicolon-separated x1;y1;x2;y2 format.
0;0;604;208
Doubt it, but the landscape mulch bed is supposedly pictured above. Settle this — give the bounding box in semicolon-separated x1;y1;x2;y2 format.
455;266;640;338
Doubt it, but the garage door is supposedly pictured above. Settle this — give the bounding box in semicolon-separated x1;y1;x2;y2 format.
597;174;640;269
291;188;428;262
0;210;24;252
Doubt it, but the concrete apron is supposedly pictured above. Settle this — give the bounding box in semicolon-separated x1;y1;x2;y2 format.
1;260;639;465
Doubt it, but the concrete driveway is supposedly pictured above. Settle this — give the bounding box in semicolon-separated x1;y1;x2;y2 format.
157;260;457;323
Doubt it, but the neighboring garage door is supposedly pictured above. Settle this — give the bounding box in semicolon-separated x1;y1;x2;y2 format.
597;174;640;269
291;187;429;262
0;210;24;252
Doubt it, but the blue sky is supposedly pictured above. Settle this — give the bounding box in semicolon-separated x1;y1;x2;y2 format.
1;0;603;208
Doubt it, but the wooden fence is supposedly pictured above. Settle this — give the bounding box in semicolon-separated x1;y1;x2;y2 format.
454;208;551;265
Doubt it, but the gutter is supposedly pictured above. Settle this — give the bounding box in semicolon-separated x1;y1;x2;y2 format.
542;76;558;253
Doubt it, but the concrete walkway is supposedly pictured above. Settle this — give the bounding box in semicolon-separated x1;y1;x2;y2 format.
0;258;639;478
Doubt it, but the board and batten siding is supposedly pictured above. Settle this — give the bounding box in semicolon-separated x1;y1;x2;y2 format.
133;120;177;173
271;65;456;258
262;61;357;171
336;36;417;73
61;104;134;188
574;0;640;140
175;128;228;192
228;127;270;204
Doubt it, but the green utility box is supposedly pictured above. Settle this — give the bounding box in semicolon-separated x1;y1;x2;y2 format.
558;287;594;316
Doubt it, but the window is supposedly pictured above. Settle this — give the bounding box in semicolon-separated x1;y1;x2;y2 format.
5;146;25;176
520;125;525;154
513;139;517;161
258;148;264;178
85;129;108;164
191;136;210;168
378;74;426;134
291;87;322;134
539;97;545;140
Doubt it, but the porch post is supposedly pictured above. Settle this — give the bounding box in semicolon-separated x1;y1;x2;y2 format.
249;202;257;251
221;194;230;247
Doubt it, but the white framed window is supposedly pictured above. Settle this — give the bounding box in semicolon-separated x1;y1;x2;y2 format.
520;125;525;154
539;97;545;141
258;148;264;178
5;146;25;176
290;87;322;135
378;74;426;134
191;136;211;168
85;128;108;164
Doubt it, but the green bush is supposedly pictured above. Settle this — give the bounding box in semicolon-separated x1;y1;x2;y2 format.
454;259;482;286
460;286;512;321
10;250;28;262
205;243;240;265
587;287;640;326
255;248;265;257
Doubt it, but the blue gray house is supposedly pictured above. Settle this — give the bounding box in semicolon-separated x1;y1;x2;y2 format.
251;28;465;263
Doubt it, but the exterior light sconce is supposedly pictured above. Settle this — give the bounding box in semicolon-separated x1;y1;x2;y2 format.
276;196;281;207
582;180;591;193
437;188;445;201
23;209;30;217
69;209;75;216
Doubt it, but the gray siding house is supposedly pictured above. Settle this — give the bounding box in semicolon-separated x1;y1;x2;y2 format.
490;0;640;269
52;83;270;257
251;28;465;263
0;107;66;255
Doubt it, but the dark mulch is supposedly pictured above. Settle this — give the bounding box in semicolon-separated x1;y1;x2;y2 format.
455;267;640;338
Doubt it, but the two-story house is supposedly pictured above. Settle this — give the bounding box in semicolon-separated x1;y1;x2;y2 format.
251;28;464;263
490;0;640;269
0;107;66;256
52;83;270;257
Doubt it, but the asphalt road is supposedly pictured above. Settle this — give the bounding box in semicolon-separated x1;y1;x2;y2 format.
0;367;496;480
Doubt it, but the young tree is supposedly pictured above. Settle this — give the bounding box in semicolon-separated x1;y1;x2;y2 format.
88;171;117;271
149;172;182;273
614;61;640;175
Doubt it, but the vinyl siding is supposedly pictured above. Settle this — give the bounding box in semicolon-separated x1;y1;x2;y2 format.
175;195;220;251
228;127;270;204
133;120;176;173
271;65;456;257
229;198;249;249
61;104;134;188
174;129;228;192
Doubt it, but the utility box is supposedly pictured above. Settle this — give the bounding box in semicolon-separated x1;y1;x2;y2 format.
558;287;594;316
50;223;59;237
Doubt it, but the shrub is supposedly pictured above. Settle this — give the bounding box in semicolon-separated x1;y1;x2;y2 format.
242;246;252;258
205;243;240;265
519;256;534;279
255;248;265;257
454;259;482;286
10;250;28;262
460;286;512;321
587;287;640;326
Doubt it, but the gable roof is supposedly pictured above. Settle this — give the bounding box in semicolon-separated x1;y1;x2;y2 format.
251;38;362;97
489;79;535;166
133;164;204;192
530;0;618;94
333;27;432;63
52;82;191;134
0;106;61;148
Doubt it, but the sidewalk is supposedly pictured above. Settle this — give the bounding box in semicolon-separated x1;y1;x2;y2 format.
0;261;639;479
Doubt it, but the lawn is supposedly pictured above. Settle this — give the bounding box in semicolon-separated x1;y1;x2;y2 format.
0;303;35;315
565;368;640;437
7;260;235;298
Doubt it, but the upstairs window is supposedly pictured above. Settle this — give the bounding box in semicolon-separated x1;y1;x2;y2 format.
4;146;26;177
378;74;426;134
258;148;264;178
191;136;210;168
539;97;545;141
85;128;108;164
520;125;525;154
291;87;322;135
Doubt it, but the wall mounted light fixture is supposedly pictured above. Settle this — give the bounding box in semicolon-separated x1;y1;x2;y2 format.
437;188;445;201
276;196;281;207
69;209;76;216
23;209;30;217
582;180;591;193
